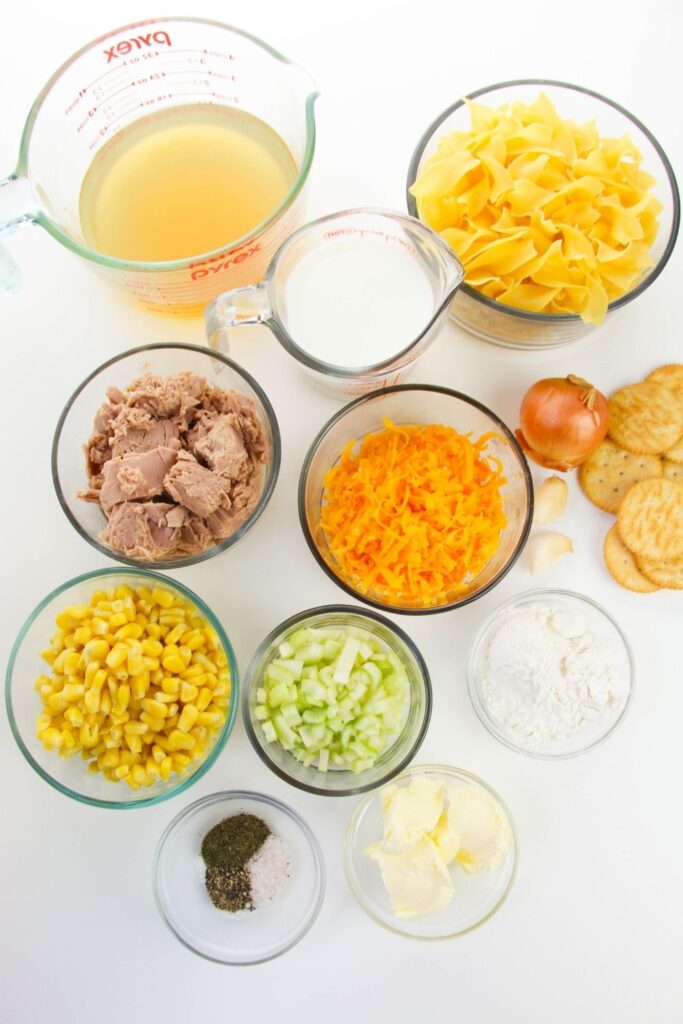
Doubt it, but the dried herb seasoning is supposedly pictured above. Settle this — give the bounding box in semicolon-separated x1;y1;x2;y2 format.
201;813;270;871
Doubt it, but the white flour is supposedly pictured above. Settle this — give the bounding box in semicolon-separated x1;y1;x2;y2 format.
479;603;630;746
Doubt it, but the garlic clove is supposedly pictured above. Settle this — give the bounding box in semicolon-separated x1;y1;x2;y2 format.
533;476;569;525
526;532;573;575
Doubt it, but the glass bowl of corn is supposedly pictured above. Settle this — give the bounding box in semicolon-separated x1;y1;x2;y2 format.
5;568;238;808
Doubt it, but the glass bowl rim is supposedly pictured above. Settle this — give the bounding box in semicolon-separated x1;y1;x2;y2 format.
5;566;240;808
343;762;519;940
152;788;326;965
17;15;318;273
466;587;636;760
297;383;534;615
51;342;282;570
405;77;681;323
241;603;433;795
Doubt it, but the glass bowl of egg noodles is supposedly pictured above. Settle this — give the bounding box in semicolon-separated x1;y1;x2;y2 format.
205;208;464;399
407;80;680;348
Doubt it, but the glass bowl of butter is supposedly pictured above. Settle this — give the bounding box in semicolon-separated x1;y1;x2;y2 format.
343;764;518;939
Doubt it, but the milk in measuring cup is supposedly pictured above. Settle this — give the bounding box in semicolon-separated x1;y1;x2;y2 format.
281;236;436;367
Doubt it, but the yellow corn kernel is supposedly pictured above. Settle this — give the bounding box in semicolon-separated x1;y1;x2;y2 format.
115;683;131;711
142;656;160;672
197;711;223;727
80;722;99;747
146;622;162;639
212;682;230;698
126;649;145;676
151;668;164;686
130;673;150;701
68;603;90;621
101;749;120;769
161;649;185;675
61;728;76;750
152;587;174;608
83;661;100;687
161;675;180;695
146;759;161;780
203;626;221;651
151;690;176;704
48;692;68;713
167;729;196;751
179;680;199;704
41;729;63;753
113;764;130;779
105;644;128;669
91;741;106;758
123;720;148;735
83;688;100;714
180;663;204;680
164;623;187;646
123;597;137;622
114;584;135;600
165;715;179;731
89;590;108;606
91;618;109;636
40;648;56;666
215;650;228;668
62;682;85;702
100;689;112;715
140;712;165;732
196;687;213;711
152;745;166;764
177;704;199;733
141;697;167;719
212;697;229;710
115;622;143;642
90;668;107;693
141;638;163;658
83;638;109;663
131;765;148;786
159;756;173;780
125;733;143;755
171;753;192;769
65;705;85;728
73;626;92;646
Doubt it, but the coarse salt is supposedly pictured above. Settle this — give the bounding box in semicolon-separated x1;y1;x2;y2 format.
247;834;291;909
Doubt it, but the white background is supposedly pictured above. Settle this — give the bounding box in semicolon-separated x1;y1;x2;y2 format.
1;1;681;1021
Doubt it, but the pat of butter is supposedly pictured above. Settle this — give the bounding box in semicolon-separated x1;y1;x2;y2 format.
381;777;445;853
369;836;454;918
447;786;512;874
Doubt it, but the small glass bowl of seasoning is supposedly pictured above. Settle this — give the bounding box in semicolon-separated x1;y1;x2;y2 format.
153;790;325;964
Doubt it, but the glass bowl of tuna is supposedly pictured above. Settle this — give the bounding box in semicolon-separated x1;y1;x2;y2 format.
299;385;533;613
242;606;432;796
344;764;518;940
52;343;281;569
153;790;325;964
5;567;239;809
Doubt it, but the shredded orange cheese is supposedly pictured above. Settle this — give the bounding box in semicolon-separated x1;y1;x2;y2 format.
319;419;508;606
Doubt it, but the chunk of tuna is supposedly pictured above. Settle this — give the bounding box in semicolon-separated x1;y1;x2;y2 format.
100;447;178;512
164;453;230;517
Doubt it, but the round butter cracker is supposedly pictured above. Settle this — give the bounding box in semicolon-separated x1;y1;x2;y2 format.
663;460;683;482
663;437;683;465
603;524;661;593
636;552;683;590
608;382;682;455
646;363;683;396
579;439;662;513
617;478;683;560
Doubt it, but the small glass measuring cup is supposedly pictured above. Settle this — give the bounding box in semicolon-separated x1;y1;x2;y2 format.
0;17;317;315
205;209;464;398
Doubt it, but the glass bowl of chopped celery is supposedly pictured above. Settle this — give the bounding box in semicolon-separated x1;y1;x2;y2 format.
344;764;518;940
406;80;680;348
5;568;239;809
299;385;533;613
242;606;432;795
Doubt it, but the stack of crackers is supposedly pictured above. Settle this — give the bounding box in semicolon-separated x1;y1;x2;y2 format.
579;364;683;592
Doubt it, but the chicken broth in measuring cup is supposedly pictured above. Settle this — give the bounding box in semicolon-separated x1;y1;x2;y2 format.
79;105;298;263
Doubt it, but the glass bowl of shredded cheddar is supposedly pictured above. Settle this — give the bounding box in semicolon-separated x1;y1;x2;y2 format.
299;386;533;613
6;568;238;809
406;80;680;348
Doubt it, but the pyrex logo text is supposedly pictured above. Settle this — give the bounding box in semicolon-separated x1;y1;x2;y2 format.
104;31;172;62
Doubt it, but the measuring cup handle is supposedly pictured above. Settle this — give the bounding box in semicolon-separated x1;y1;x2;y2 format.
205;283;272;352
0;175;38;296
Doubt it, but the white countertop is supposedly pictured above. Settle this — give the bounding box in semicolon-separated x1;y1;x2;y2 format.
1;1;681;1021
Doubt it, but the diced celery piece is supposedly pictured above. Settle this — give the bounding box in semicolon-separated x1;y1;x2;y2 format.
322;639;342;662
319;665;335;688
256;687;267;704
301;679;326;704
261;720;277;744
358;641;374;661
353;758;374;773
265;664;296;687
301;666;318;680
333;636;361;683
288;628;314;650
363;662;382;687
356;714;381;735
302;707;326;725
349;681;368;702
267;681;293;708
281;703;302;727
273;713;297;748
254;705;270;721
299;725;323;750
302;752;316;767
340;696;354;714
298;643;325;664
317;748;329;773
272;657;304;680
278;640;296;659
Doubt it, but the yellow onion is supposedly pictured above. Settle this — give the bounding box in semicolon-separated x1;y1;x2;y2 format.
516;375;608;471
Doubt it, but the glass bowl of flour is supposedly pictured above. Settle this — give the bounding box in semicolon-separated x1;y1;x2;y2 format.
467;590;634;758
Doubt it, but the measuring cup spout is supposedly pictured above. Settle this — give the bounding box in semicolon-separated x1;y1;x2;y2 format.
205;283;272;351
0;175;38;294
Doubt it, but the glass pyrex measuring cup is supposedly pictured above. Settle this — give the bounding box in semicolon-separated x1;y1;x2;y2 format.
0;17;317;315
205;209;465;398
